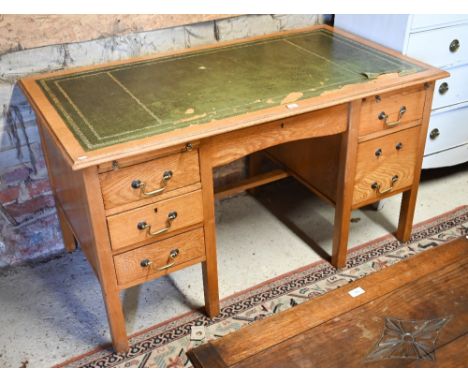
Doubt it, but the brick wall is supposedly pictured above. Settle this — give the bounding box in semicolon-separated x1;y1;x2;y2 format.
0;14;331;267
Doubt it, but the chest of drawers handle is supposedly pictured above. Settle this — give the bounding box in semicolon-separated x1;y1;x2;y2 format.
430;128;440;140
371;175;399;195
439;82;449;95
137;211;177;237
378;106;407;128
449;39;460;53
131;170;173;197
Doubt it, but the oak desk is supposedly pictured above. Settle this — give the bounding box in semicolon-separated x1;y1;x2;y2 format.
19;25;447;353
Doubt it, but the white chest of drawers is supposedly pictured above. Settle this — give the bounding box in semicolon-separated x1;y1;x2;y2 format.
335;15;468;168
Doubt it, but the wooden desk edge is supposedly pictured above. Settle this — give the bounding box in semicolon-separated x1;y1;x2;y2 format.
18;25;448;171
187;237;468;367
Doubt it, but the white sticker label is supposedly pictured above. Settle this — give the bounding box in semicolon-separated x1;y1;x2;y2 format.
190;325;206;341
348;286;365;298
286;103;299;109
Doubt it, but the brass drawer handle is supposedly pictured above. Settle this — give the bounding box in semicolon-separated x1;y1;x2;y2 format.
378;106;406;128
449;39;460;53
371;175;399;195
131;170;173;197
140;248;180;271
137;211;177;237
157;249;180;271
430;128;440;140
439;82;449;95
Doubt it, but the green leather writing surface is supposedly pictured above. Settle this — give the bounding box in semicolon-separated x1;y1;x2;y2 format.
38;29;423;151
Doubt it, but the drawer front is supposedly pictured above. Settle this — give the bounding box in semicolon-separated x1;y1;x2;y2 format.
353;128;420;206
424;104;468;155
114;228;205;287
99;150;200;211
411;15;468;31
433;65;468;110
107;190;203;250
423;143;468;169
359;85;426;136
407;24;468;68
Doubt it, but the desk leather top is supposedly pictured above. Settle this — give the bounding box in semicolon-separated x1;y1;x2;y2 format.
37;28;423;151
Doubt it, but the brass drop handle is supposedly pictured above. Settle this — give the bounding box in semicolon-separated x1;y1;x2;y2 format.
371;175;399;195
140;248;180;271
439;82;449;95
430;128;440;140
157;249;180;271
137;211;177;237
378;106;407;128
131;170;173;197
449;39;460;53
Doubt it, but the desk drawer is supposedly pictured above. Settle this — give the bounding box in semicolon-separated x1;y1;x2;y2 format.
107;190;203;250
99;149;200;211
353;127;420;207
359;85;426;136
407;23;468;68
433;65;468;110
114;228;205;287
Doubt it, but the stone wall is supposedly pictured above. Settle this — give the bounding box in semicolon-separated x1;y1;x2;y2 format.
0;14;331;267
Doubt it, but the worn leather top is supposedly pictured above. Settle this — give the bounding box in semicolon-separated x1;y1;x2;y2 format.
38;28;423;151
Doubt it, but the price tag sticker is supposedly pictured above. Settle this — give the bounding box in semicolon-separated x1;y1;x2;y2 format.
190;325;206;341
348;286;365;298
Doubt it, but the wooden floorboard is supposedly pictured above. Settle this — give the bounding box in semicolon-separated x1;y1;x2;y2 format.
187;237;468;367
236;251;467;367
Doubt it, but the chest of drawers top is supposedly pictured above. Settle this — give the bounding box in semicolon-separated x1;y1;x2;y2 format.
19;25;446;171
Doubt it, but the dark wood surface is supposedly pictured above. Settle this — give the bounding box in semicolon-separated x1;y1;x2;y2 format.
187;237;468;367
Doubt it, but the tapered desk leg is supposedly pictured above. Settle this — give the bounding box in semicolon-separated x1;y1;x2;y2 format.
396;82;435;243
331;100;361;269
56;204;77;253
199;140;220;317
37;118;77;253
100;282;128;353
396;189;418;242
82;168;129;353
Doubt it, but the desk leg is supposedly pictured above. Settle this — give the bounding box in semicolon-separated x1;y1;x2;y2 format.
331;100;361;269
56;204;77;253
82;168;129;353
199;141;220;317
396;189;418;242
396;82;435;243
100;284;128;353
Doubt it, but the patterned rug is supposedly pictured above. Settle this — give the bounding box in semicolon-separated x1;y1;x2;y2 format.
57;205;468;368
